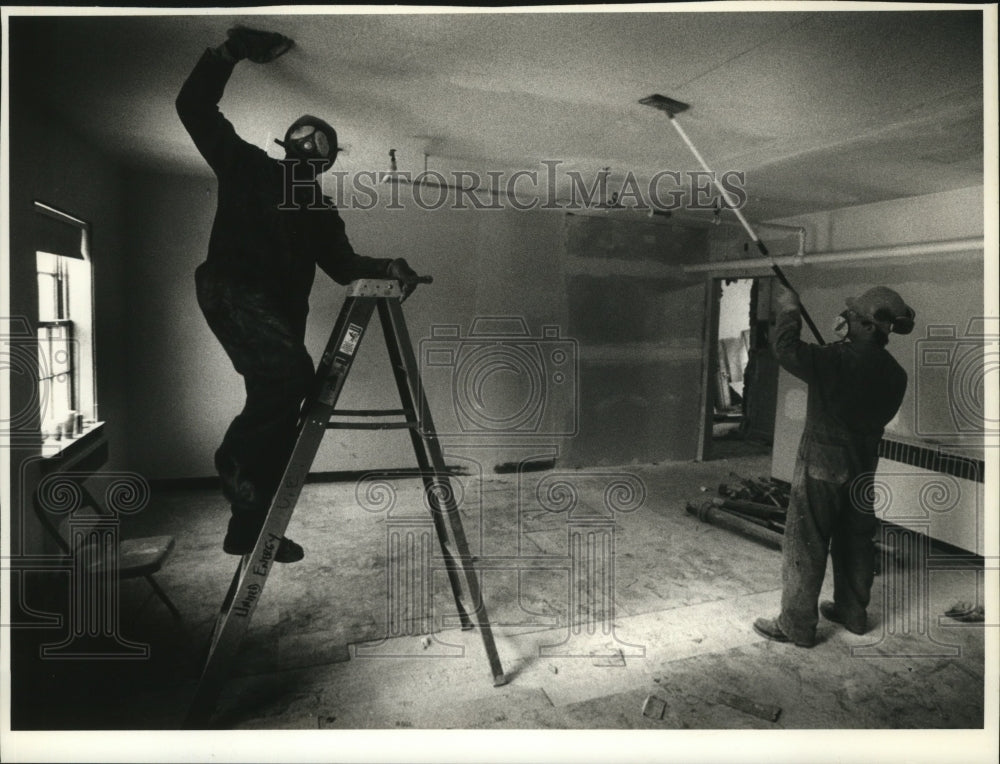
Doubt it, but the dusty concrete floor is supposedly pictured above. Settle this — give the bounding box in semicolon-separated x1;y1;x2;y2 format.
9;449;993;761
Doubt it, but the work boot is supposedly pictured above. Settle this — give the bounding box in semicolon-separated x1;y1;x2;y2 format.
819;601;868;635
223;519;304;563
752;617;814;648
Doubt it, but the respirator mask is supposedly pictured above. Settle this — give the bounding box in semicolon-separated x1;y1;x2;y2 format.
275;115;338;174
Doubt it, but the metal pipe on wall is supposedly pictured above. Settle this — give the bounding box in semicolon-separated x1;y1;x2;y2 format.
740;221;807;259
682;237;983;274
673;216;808;258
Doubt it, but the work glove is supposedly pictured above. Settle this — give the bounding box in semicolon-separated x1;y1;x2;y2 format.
224;25;294;63
386;258;420;300
773;281;801;313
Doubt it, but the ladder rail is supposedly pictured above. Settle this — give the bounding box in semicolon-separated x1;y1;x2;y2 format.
382;299;506;685
185;295;377;727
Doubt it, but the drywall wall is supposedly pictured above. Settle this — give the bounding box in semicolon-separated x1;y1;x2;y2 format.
122;171;231;481
121;172;715;479
121;173;573;479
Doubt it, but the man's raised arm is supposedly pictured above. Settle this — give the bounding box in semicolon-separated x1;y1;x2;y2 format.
175;27;294;173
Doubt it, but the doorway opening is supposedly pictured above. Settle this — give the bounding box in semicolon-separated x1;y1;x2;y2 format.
703;276;779;461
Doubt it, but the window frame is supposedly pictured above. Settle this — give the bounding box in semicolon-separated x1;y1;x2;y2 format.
33;201;96;447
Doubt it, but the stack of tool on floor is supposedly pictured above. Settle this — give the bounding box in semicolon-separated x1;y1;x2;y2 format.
685;472;790;550
686;473;895;574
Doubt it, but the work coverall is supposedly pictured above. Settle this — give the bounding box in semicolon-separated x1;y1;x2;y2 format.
176;49;393;543
773;306;907;644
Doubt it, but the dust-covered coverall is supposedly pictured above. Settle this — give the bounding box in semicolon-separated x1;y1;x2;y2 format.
773;305;907;644
176;49;393;546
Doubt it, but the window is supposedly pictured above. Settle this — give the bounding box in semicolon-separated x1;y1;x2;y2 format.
34;202;96;446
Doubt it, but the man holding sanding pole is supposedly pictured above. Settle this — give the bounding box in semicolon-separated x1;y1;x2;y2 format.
637;91;917;648
753;283;915;647
176;26;421;563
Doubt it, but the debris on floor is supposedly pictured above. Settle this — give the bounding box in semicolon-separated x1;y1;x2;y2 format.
945;602;985;622
717;690;782;723
685;471;789;550
718;472;790;507
591;648;627;668
686;500;783;551
695;471;904;579
642;695;667;720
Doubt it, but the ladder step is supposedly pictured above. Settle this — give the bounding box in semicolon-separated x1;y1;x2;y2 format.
326;422;417;430
329;408;414;417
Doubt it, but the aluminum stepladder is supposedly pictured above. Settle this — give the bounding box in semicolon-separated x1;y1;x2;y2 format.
184;278;506;728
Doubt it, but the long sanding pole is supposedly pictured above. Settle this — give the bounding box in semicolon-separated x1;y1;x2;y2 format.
640;94;825;344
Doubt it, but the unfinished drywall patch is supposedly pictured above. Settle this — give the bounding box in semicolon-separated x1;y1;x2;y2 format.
561;214;708;466
568;358;704;466
568;275;706;345
565;213;709;264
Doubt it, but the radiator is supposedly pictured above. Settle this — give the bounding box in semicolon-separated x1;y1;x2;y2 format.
874;439;984;556
772;373;985;556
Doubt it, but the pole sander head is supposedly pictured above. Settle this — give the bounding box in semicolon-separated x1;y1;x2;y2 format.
639;94;690;117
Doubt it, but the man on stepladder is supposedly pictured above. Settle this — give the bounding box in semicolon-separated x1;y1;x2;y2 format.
754;283;914;647
176;26;420;562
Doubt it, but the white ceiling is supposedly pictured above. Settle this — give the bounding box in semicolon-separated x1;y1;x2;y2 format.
8;7;987;219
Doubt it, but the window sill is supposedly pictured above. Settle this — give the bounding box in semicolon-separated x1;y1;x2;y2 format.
41;421;106;459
